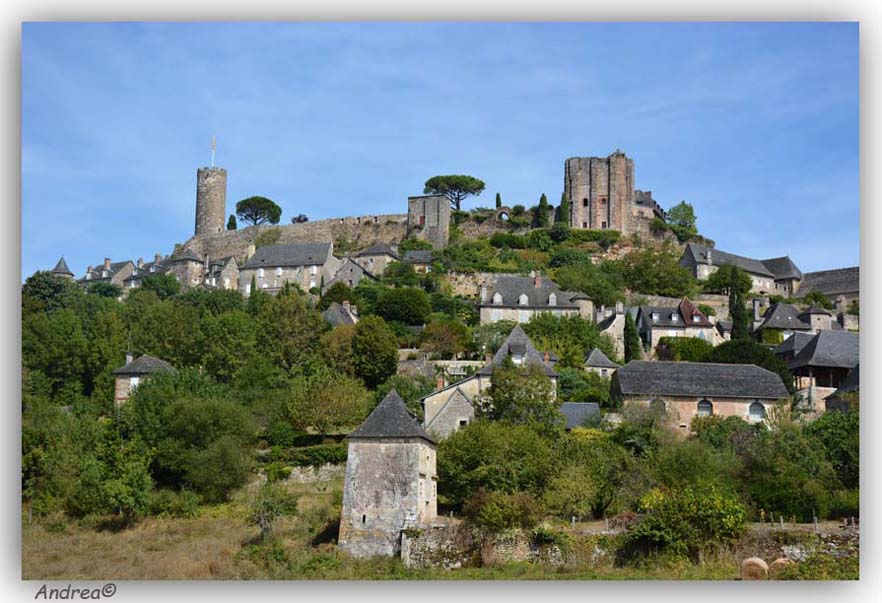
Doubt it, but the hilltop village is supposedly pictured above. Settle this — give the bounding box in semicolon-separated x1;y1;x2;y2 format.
25;150;860;578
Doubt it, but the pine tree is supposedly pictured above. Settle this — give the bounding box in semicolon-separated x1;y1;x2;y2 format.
558;192;570;226
227;214;237;230
624;312;642;363
537;193;549;227
495;192;502;209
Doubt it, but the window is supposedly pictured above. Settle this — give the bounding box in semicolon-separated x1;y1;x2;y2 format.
601;221;607;229
245;283;251;294
419;215;425;226
601;198;607;205
459;419;469;427
262;283;268;289
548;293;557;306
223;277;230;288
697;399;713;416
671;313;678;322
211;277;216;286
582;198;589;207
276;267;282;277
651;312;660;321
362;514;366;524
518;293;528;305
86;273;91;280
101;271;108;278
601;369;608;377
749;402;766;421
650;398;666;415
693;314;701;323
129;281;135;288
582;222;588;228
309;279;317;290
257;268;264;278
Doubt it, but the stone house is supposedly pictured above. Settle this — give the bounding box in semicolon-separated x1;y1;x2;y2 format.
794;266;860;312
238;242;341;295
401;249;434;273
635;298;715;351
166;248;205;288
203;256;239;290
478;274;593;325
339;390;437;559
679;243;799;295
611;361;790;430
584;347;620;377
323;258;379;292
353;243;399;277
753;302;837;344
78;258;135;288
112;353;176;405
773;331;816;364
122;254;169;290
322;301;359;327
788;330;859;413
50;257;75;279
421;325;557;440
594;303;630;359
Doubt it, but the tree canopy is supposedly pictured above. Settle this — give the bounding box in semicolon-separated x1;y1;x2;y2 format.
235;196;282;226
423;175;486;211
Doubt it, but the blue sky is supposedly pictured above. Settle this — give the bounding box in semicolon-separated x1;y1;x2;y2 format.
22;22;858;278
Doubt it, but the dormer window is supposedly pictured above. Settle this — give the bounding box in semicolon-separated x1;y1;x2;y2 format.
101;270;108;278
492;292;503;305
150;266;155;273
670;313;678;322
548;293;557;306
651;312;659;321
86;273;91;280
518;293;529;306
693;314;701;323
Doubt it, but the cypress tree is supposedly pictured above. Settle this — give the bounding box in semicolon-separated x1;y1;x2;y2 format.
227;214;237;230
558;192;570;226
624;311;642;363
537;193;549;227
495;192;502;209
729;269;751;340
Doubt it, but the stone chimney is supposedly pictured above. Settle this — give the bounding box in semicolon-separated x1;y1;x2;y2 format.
436;376;444;389
534;274;542;288
87;265;93;273
125;351;133;365
342;300;350;311
137;257;144;268
246;243;256;260
155;253;162;264
480;284;488;302
752;298;763;321
706;249;713;265
103;258;112;270
543;350;550;363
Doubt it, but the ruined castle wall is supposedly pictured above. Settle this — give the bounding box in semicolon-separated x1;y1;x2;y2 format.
408;195;451;249
181;215;408;267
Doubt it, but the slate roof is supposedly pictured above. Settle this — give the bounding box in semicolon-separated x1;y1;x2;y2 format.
483;276;579;308
402;250;434;264
322;301;358;327
788;330;859;371
424;388;474;432
761;256;804;281
679;298;713;327
639;305;687;329
169;248;203;263
356;243;398;259
240;243;333;269
757;303;811;331
680;243;775;278
798;305;832;318
79;260;133;283
827;365;859;398
51;256;74;276
716;320;733;334
585;348;620;368
774;332;816;358
125;259;170;282
348;389;435;444
613;361;789;400
476;325;557;377
112;354;176;376
795;267;859;298
560;402;601;429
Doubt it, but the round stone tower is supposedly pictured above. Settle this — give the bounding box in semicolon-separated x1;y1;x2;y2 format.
194;167;227;237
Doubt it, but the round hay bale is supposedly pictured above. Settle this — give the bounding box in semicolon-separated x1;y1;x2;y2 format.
768;557;793;578
740;557;769;580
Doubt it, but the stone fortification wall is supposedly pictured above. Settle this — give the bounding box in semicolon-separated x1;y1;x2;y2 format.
181;214;408;265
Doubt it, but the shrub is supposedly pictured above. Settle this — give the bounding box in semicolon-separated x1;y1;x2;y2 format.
527;229;554;252
697;304;716;317
462;489;542;532
549;248;591;268
655;336;713;362
827;489;859;519
375;287;432;326
277;443;348;467
148;488;201;518
266;463;292;483
489;232;527;249
619;486;747;562
772;551;859;580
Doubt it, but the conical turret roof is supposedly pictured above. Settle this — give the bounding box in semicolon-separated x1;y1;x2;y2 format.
51;256;74;276
348;389;435;444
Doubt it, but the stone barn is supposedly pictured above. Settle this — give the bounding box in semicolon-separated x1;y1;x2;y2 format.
338;389;437;559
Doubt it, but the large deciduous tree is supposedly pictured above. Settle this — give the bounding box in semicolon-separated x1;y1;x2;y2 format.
423;175;486;211
351;315;399;388
235;196;282;226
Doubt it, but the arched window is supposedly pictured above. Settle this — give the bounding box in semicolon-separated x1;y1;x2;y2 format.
518;293;529;306
749;402;766;421
697;399;713;416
